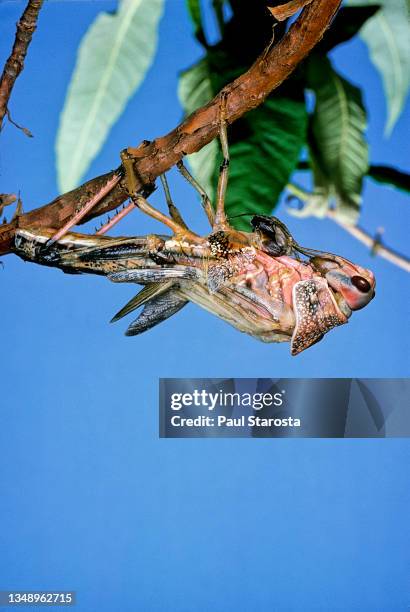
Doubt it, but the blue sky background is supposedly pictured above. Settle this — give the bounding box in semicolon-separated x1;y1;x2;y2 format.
0;1;409;610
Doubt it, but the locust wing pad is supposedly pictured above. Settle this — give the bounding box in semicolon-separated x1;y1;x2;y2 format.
291;278;347;355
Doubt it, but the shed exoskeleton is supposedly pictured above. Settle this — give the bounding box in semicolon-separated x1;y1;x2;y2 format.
14;96;375;354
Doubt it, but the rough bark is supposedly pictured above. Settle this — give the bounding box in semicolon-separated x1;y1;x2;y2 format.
0;0;341;256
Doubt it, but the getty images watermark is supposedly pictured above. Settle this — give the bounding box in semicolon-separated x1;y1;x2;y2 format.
169;389;301;428
160;378;410;438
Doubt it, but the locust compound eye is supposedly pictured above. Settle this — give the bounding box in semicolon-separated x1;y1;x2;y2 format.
323;269;375;311
351;275;371;293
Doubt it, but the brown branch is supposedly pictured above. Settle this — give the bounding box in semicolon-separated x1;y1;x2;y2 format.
268;0;313;22
0;0;44;131
0;0;341;256
327;211;410;274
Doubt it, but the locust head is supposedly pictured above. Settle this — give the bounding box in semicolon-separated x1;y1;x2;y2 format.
288;253;375;355
310;254;376;315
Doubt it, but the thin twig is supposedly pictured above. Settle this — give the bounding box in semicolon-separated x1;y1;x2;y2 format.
286;183;410;273
0;0;341;256
0;0;44;131
5;108;33;138
327;211;410;273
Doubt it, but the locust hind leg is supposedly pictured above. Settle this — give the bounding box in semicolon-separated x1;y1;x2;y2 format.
96;200;136;235
96;167;183;236
97;154;195;239
176;160;214;227
131;192;205;244
121;149;204;245
45;173;121;247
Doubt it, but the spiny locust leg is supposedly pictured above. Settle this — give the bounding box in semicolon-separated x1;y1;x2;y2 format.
98;157;192;237
96;201;137;235
45;173;121;248
95;150;146;235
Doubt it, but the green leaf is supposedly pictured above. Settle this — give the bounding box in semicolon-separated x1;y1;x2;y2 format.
219;96;307;230
186;0;202;31
345;0;410;134
362;4;410;134
179;57;307;230
212;0;226;37
56;0;164;193
307;56;369;223
185;0;207;46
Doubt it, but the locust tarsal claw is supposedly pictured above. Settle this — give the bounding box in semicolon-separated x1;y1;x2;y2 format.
120;149;139;197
